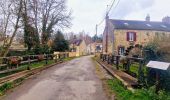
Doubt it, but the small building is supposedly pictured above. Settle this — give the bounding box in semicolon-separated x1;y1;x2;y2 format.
70;39;87;56
87;42;103;54
103;15;170;55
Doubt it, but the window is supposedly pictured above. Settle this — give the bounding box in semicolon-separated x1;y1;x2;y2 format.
146;24;152;27
127;32;136;41
124;23;129;26
161;25;167;28
118;46;125;55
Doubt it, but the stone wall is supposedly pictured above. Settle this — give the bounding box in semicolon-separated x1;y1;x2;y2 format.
111;29;170;54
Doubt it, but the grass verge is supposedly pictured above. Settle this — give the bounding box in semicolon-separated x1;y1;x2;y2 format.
92;57;170;100
107;79;170;100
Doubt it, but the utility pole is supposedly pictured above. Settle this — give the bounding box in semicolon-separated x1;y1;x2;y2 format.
96;24;98;35
105;12;109;53
94;24;98;55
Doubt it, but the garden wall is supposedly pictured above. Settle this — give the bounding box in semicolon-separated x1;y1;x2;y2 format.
69;52;76;57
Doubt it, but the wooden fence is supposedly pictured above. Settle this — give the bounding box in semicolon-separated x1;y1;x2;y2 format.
0;52;69;74
100;54;145;83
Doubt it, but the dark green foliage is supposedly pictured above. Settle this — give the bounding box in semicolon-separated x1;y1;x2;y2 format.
33;45;42;55
143;43;165;62
7;50;35;56
52;31;69;52
92;34;103;42
7;51;27;56
0;82;13;95
143;43;170;92
147;69;170;92
24;25;40;51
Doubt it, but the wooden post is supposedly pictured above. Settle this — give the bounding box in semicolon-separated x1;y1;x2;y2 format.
156;69;160;93
45;54;48;65
27;55;30;70
116;56;119;70
100;54;102;60
59;54;61;61
102;54;104;61
138;59;143;83
126;59;130;72
107;55;110;64
111;55;114;65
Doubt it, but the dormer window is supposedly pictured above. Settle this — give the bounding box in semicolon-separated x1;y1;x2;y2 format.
127;32;136;41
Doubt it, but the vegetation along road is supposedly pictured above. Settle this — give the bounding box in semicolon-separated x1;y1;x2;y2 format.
2;56;107;100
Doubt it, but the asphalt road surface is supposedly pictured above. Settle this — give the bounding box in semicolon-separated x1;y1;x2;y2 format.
2;56;107;100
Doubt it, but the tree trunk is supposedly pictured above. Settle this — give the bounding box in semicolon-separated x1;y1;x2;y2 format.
1;0;23;57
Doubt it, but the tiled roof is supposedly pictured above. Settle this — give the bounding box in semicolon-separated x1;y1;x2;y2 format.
110;19;170;32
70;39;82;46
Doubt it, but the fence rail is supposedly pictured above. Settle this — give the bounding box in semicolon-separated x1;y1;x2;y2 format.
0;52;69;74
99;54;145;83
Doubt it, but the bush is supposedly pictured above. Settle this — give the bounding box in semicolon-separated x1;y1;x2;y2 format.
143;42;170;92
33;45;51;55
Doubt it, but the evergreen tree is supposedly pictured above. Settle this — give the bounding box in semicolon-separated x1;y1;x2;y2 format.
52;31;69;52
24;25;40;51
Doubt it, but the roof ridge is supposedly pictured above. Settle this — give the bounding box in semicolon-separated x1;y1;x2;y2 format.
109;19;164;23
108;19;170;32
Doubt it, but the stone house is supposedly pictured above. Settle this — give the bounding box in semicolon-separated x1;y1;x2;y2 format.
87;42;103;54
70;39;87;56
103;15;170;55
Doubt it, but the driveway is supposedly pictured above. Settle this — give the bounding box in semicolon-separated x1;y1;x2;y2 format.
2;56;107;100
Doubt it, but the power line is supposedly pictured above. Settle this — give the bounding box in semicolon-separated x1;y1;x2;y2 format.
98;18;105;26
95;0;120;35
109;0;120;15
97;0;117;27
107;0;116;14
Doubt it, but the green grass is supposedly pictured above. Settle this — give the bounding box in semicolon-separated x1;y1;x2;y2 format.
63;57;76;61
107;79;170;100
0;77;25;96
116;63;148;78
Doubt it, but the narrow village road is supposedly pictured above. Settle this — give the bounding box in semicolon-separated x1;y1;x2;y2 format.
2;56;107;100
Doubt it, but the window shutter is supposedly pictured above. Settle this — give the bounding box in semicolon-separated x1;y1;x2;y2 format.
134;32;137;41
126;32;129;41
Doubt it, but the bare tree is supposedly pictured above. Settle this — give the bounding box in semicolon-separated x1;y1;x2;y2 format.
0;0;71;57
28;0;72;44
0;0;23;57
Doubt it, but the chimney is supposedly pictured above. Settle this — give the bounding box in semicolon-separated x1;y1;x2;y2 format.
145;14;150;22
162;16;170;24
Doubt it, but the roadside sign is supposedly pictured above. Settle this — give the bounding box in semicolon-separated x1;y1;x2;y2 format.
146;61;170;70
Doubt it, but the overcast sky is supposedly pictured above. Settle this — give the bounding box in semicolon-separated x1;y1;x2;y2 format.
66;0;170;36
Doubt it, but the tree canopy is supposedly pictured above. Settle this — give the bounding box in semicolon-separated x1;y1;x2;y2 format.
52;31;69;52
